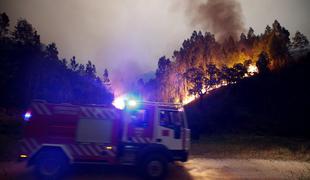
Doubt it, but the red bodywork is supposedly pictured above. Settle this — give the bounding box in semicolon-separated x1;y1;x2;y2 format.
21;100;122;164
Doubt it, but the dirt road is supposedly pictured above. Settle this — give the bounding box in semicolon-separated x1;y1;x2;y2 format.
1;158;310;179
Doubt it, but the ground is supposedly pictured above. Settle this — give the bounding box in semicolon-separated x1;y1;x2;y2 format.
0;134;310;179
0;158;310;179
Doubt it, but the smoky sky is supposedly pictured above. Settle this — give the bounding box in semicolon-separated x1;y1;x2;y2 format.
185;0;245;42
1;0;310;93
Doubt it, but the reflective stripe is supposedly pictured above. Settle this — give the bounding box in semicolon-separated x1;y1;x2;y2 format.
79;145;91;156
94;144;103;152
106;150;115;157
145;138;151;143
132;137;138;143
39;103;51;115
86;144;100;156
23;139;35;152
107;110;116;119
32;103;43;115
95;108;104;119
100;110;109;119
138;137;146;143
81;107;90;117
86;107;97;118
131;137;152;144
70;144;83;156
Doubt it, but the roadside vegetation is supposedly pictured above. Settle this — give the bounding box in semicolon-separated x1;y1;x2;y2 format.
191;135;310;162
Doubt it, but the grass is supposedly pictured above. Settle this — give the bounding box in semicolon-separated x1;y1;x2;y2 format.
190;135;310;162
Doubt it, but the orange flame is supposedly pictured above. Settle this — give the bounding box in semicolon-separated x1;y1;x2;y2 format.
181;64;258;105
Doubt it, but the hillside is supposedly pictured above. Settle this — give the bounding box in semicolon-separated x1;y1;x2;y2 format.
185;52;310;139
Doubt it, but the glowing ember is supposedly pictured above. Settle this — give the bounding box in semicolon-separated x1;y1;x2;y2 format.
182;94;197;105
247;64;259;75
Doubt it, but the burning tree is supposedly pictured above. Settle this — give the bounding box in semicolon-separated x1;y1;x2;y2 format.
140;20;306;105
184;67;206;97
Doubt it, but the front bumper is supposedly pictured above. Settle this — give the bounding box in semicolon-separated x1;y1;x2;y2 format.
171;150;189;162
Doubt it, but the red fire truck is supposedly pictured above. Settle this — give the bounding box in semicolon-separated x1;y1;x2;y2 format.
19;99;190;179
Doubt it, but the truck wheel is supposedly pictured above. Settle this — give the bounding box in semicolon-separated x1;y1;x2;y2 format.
35;152;68;179
141;154;168;180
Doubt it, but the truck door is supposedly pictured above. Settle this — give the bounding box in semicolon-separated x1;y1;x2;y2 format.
125;107;155;144
155;109;186;150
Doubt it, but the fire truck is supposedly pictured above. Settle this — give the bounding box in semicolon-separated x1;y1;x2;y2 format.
19;99;190;179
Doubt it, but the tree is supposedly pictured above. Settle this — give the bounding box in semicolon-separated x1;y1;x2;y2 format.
0;14;113;107
102;68;111;88
246;27;256;48
264;25;272;35
78;64;85;74
219;65;239;84
220;65;229;83
184;67;206;97
155;56;171;101
86;60;96;78
291;31;309;49
0;12;9;38
233;63;247;81
12;19;40;46
156;56;171;79
240;33;246;42
61;58;68;66
256;51;270;74
70;56;79;71
206;64;220;88
247;27;255;39
45;43;59;60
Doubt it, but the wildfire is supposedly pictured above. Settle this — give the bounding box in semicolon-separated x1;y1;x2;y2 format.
247;64;259;75
113;64;259;106
182;95;196;105
182;64;258;105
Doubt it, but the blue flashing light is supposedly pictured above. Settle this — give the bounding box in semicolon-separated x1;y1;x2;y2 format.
24;112;32;121
113;93;142;110
127;99;137;107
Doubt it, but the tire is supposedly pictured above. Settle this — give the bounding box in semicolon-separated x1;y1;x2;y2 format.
34;151;68;180
141;154;168;180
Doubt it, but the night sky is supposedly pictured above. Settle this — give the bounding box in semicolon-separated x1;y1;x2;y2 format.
1;0;309;82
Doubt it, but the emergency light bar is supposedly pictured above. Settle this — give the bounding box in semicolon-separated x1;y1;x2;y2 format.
24;112;32;121
112;95;140;110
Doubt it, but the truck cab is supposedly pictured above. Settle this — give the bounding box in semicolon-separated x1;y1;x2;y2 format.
121;101;190;178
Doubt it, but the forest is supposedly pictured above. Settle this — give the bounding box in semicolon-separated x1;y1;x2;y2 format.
0;13;113;109
138;20;309;105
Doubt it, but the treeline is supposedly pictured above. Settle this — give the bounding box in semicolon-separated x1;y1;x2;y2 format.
139;20;309;103
0;13;113;108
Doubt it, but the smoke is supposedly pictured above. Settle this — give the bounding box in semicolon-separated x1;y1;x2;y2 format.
185;0;245;42
110;61;144;96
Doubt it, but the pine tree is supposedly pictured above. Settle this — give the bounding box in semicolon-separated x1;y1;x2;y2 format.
256;51;270;74
0;13;9;38
102;68;111;88
291;31;309;49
